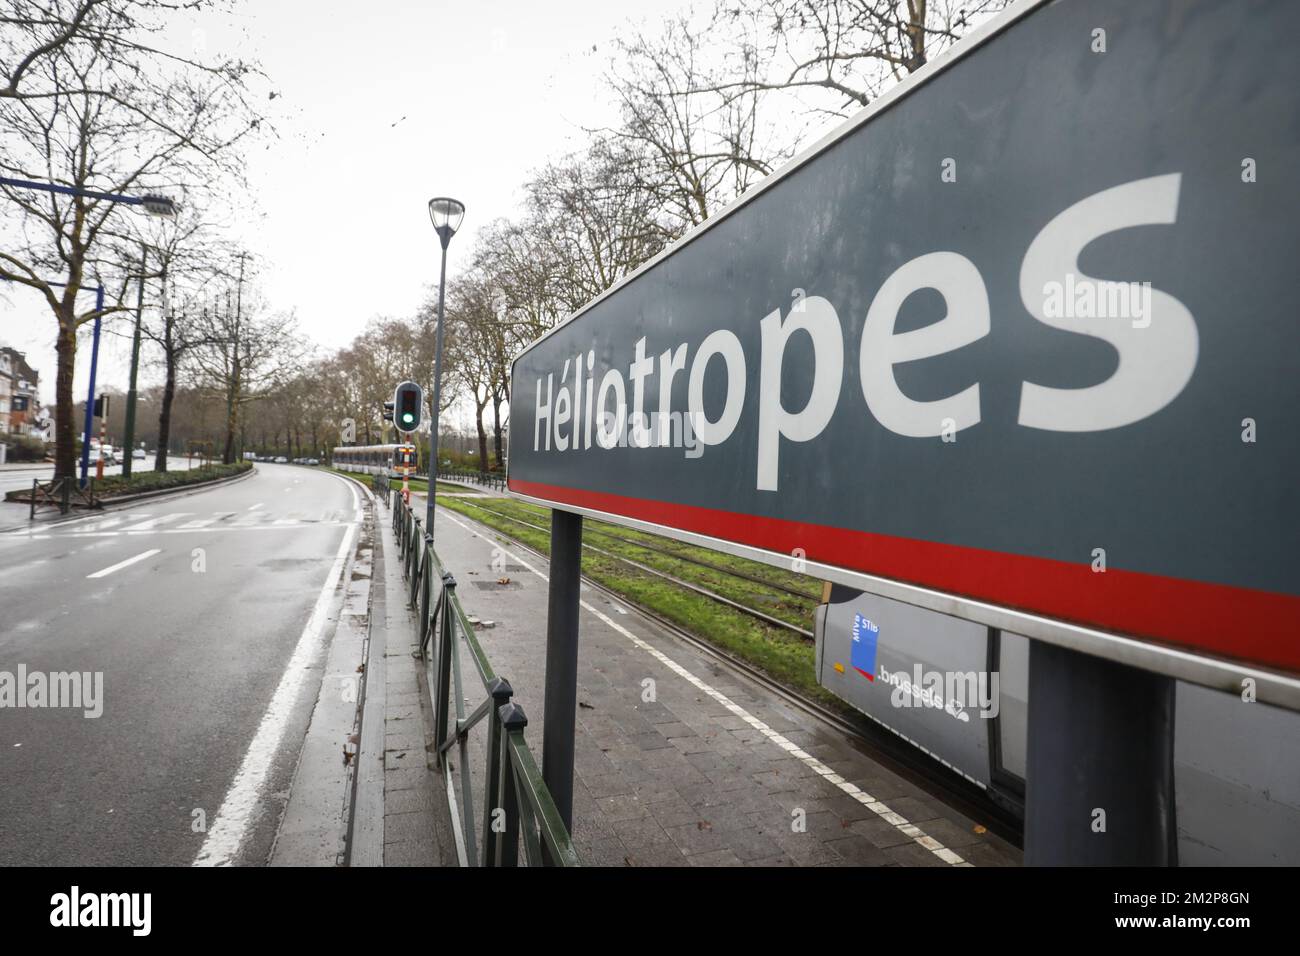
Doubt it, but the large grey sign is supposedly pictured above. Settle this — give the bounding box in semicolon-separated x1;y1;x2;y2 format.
508;0;1300;677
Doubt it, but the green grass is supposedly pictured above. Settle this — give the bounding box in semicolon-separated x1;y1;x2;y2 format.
438;495;847;710
5;460;253;502
95;460;252;496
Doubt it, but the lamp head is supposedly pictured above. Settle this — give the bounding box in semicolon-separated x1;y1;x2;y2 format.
141;194;177;217
427;197;465;248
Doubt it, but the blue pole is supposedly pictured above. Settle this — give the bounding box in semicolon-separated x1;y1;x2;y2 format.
0;176;144;207
79;285;104;488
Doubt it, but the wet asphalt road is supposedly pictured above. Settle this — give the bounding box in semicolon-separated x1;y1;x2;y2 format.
0;464;360;865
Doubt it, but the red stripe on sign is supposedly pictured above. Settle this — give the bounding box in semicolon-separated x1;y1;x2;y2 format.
508;478;1300;675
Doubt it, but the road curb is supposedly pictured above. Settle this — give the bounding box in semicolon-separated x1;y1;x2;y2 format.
268;480;375;867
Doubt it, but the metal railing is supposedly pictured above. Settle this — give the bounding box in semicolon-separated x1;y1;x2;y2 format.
429;467;507;493
29;476;99;517
380;478;579;867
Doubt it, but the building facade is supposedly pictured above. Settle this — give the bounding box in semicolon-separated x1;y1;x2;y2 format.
0;346;41;437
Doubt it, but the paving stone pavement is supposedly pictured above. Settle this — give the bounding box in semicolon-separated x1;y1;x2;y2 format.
373;498;456;867
417;494;1021;868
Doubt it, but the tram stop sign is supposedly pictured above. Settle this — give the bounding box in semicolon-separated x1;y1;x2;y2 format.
506;0;1300;688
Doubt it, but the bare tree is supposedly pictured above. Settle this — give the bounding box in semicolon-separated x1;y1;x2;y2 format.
600;12;791;232
702;0;1011;118
0;0;267;477
0;1;259;102
188;261;302;464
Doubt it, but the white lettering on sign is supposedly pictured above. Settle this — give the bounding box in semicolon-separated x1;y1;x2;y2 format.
860;251;989;439
1018;173;1198;431
529;175;1198;491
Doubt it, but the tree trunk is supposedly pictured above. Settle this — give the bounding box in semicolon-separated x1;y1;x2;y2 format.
491;392;504;471
475;399;489;471
222;384;237;464
155;355;177;472
54;316;78;479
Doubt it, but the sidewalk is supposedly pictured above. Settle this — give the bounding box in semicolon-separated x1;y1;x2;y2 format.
352;489;457;866
418;492;1021;867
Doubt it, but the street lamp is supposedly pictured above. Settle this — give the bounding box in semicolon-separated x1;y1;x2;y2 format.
425;196;465;541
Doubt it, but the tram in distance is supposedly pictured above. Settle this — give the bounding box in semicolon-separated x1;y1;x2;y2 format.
331;443;417;479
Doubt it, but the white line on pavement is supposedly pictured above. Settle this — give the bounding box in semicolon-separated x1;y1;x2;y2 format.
86;548;162;579
119;513;188;532
248;503;263;510
194;477;361;867
176;516;219;529
438;507;970;868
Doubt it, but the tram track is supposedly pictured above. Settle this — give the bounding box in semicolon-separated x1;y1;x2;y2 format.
453;497;817;641
440;493;1025;848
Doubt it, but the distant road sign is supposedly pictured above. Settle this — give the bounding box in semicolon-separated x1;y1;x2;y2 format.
507;0;1300;684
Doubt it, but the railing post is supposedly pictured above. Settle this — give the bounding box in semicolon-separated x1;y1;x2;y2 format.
433;572;456;764
495;701;527;867
480;676;515;867
419;533;434;647
30;479;36;520
409;522;423;607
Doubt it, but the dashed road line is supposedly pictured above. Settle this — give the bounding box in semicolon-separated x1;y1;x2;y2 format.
86;548;162;579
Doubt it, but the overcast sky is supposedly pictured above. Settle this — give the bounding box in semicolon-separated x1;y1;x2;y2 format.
1;0;689;427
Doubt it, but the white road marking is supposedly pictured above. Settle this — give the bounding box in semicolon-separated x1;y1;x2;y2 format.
248;503;263;511
438;508;970;867
78;515;132;533
119;513;188;532
86;548;162;579
194;475;361;867
177;516;219;529
27;521;355;539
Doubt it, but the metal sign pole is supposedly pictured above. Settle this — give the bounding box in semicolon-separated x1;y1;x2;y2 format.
1025;640;1177;865
79;286;104;488
401;440;411;505
95;394;108;480
541;507;584;850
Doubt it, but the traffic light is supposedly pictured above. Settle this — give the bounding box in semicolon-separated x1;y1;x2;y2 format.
93;394;110;418
382;401;395;424
393;381;423;433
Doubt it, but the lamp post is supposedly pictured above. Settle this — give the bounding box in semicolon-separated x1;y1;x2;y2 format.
426;196;465;541
122;241;164;478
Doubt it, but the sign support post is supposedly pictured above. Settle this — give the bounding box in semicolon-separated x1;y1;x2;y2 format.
94;393;109;481
541;507;584;857
1025;641;1177;865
